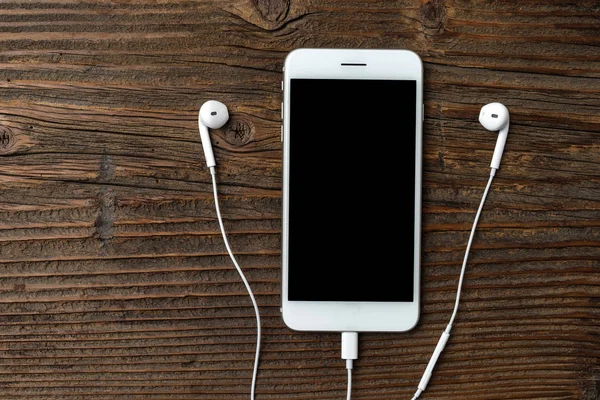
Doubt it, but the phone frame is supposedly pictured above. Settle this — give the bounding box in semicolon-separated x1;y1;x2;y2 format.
281;48;423;332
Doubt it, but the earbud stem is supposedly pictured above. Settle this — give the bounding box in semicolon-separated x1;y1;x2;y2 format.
490;125;508;170
199;123;216;168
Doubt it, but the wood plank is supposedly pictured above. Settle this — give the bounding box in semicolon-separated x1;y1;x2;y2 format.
0;0;598;399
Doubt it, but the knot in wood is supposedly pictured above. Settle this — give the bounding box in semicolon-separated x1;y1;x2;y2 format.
225;118;254;146
253;0;290;23
0;124;15;155
420;0;446;34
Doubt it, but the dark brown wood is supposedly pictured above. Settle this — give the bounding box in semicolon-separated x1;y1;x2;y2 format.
0;0;599;399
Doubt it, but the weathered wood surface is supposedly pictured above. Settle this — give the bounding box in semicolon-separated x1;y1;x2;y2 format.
0;0;598;399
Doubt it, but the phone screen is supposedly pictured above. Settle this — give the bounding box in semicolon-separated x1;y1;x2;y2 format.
288;78;417;302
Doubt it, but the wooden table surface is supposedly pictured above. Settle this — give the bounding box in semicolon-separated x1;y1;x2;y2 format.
1;1;599;399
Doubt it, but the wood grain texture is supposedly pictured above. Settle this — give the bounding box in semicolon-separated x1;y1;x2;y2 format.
0;0;599;399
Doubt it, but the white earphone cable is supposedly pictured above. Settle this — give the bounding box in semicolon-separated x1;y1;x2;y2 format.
347;367;352;400
210;167;261;400
448;169;495;327
411;168;496;399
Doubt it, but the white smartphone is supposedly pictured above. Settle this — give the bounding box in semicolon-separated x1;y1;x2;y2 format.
281;48;423;332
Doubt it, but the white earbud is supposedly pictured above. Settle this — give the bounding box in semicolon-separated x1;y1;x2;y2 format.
479;102;510;170
199;100;229;168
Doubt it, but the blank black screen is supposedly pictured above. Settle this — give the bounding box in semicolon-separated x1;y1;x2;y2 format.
288;78;417;302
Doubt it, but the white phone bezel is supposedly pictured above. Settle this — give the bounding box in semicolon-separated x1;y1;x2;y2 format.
281;48;423;332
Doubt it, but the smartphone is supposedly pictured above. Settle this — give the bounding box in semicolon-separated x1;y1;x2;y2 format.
281;48;423;332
